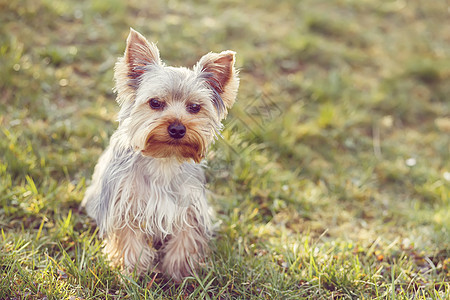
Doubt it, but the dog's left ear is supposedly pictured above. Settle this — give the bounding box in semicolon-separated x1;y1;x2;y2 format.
195;51;239;115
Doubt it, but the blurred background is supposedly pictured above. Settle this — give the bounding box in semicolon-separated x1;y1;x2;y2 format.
0;0;449;298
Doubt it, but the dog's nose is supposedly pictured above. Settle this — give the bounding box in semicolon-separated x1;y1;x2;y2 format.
168;122;186;139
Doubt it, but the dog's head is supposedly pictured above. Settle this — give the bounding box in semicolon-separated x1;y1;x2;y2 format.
113;28;239;163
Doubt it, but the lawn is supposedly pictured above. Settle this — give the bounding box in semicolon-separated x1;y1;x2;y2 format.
1;0;449;298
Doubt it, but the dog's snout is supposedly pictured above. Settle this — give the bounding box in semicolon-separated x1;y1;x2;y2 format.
168;122;186;139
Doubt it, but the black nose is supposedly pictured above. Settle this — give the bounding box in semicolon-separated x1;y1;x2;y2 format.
168;122;186;139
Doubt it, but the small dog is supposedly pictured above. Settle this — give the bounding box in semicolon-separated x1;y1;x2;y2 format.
82;28;239;282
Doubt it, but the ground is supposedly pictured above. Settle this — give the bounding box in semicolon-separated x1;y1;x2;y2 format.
0;0;449;298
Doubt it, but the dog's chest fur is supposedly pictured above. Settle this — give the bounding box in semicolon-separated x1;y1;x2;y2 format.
84;135;210;240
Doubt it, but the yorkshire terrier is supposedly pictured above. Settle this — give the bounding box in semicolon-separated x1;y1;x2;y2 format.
82;28;239;282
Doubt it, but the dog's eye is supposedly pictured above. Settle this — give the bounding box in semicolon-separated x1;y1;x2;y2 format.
149;98;164;110
187;103;201;114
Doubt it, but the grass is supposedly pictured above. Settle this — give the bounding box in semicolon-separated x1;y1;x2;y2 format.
1;0;449;298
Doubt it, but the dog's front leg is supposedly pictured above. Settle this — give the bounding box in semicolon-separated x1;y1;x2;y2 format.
160;209;210;282
105;226;157;276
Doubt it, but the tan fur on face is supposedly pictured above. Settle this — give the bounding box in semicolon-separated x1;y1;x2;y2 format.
142;116;207;163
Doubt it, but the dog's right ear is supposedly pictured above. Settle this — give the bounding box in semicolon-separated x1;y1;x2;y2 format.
125;28;161;80
114;28;161;104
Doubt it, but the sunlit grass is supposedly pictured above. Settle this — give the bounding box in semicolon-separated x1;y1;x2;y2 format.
1;0;449;298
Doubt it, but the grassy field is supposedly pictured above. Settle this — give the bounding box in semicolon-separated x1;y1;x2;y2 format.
1;0;449;298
